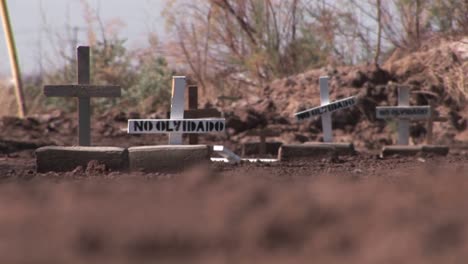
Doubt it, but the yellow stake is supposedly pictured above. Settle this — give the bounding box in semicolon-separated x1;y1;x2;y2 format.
0;0;26;118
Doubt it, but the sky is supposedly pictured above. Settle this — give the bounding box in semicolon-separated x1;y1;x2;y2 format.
0;0;166;76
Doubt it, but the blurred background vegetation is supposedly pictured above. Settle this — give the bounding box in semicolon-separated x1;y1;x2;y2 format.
2;0;467;116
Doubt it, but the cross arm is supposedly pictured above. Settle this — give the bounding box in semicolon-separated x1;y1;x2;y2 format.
246;128;281;137
44;85;121;98
184;108;222;118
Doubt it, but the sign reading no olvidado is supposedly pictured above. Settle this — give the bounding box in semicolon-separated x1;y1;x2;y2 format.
128;119;226;134
376;106;431;120
295;96;357;121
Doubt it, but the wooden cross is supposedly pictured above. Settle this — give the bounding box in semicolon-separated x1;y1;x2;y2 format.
184;85;222;144
426;101;448;144
244;128;281;155
44;46;121;146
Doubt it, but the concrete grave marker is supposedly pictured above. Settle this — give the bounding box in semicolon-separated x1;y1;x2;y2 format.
127;77;226;142
376;86;431;145
294;76;358;142
279;76;358;161
44;46;121;146
243;128;282;156
36;46;125;173
377;85;449;157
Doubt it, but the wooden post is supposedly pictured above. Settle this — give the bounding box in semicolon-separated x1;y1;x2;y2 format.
259;129;266;155
188;85;199;144
427;101;435;145
77;47;91;146
0;0;27;118
426;101;448;145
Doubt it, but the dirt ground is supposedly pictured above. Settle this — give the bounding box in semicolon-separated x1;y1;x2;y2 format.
0;146;467;263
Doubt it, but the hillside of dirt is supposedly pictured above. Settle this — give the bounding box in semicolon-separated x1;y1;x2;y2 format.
222;38;468;151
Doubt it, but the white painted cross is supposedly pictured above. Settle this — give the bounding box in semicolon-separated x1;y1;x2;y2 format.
376;86;431;145
294;76;358;143
127;76;226;144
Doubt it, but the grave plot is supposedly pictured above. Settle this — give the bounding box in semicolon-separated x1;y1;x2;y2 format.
241;127;282;157
376;85;449;157
127;76;228;172
279;76;358;161
36;46;127;172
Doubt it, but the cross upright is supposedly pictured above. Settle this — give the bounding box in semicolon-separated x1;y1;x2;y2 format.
185;85;222;144
44;46;121;146
319;76;333;142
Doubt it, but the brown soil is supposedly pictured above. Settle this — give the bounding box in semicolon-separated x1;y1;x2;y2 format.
0;150;467;263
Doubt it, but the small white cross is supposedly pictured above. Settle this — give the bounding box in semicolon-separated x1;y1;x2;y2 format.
127;76;225;144
376;86;431;145
295;76;358;143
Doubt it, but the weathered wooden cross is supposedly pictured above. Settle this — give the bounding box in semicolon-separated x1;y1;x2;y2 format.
244;128;281;156
376;85;431;145
294;76;358;142
128;76;226;144
185;85;222;144
426;101;448;144
44;46;121;146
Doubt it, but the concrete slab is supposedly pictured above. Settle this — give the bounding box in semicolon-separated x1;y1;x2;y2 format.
381;146;422;157
241;142;283;156
128;145;211;172
304;142;356;155
422;145;450;156
36;146;128;173
381;145;450;158
279;144;337;161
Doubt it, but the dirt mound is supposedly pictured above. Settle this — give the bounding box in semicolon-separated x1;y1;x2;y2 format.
222;38;468;150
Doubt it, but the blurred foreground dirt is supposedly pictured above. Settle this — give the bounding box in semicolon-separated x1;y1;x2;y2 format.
0;152;467;263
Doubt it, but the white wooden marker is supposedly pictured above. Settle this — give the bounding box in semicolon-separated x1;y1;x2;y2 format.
294;76;358;142
169;76;186;144
376;86;431;145
127;76;226;144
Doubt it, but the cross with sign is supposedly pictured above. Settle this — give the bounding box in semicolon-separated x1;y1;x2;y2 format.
294;76;358;142
44;46;121;146
128;76;226;144
185;85;222;144
376;85;431;145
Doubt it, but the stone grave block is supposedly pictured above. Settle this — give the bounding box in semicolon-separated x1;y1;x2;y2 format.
36;46;123;172
376;85;449;157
